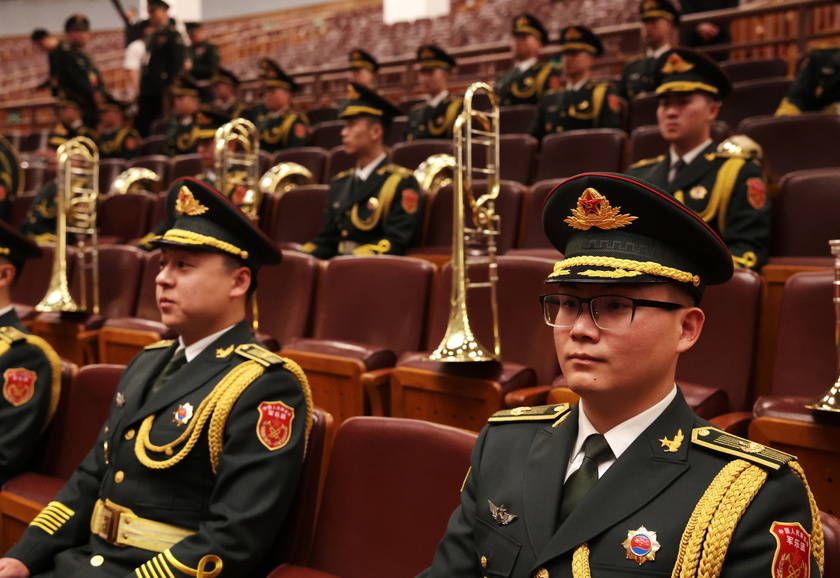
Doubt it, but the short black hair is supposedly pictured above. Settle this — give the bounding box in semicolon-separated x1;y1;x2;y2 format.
31;29;49;43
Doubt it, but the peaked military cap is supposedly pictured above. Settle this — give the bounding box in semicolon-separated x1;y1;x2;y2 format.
640;0;680;23
185;21;202;32
348;49;379;72
212;66;240;87
258;58;298;92
0;219;41;269
339;82;402;123
542;173;733;301
98;91;129;114
416;44;456;71
173;74;206;98
654;48;732;100
147;0;170;10
512;13;548;44
194;108;230;139
558;26;603;56
56;89;85;110
65;14;90;32
151;178;281;267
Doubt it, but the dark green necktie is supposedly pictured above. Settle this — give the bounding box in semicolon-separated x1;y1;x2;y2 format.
147;349;187;400
670;157;687;183
558;433;613;523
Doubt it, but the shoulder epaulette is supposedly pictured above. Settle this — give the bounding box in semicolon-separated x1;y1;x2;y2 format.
144;340;174;350
488;403;571;423
379;164;415;179
332;169;355;181
409;101;425;113
0;326;29;346
627;155;665;170
235;343;285;367
691;427;796;470
626;54;646;64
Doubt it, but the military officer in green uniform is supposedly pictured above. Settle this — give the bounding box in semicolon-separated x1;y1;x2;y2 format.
405;45;463;141
626;48;770;270
53;15;104;130
421;172;823;578
184;22;219;82
164;75;208;157
251;59;310;154
776;46;840;115
495;14;560;107
97;92;141;161
0;221;62;486
212;67;249;120
0;135;23;222
531;26;622;142
348;49;379;89
0;178;313;577
136;0;186;137
618;0;679;101
302;84;423;258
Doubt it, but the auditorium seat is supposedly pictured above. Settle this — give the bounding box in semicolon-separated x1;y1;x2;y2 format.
18;130;48;154
149;117;169;136
391;139;453;171
325;145;354;180
471;134;537;185
388;255;558;431
769;168;840;259
305;106;339;126
272;147;329;184
716;78;793;130
310;120;344;150
98;193;155;245
628;121;730;165
410;179;525;256
535;129;627;182
21;164;52;193
629;92;659;130
265;185;329;249
514;178;562;250
170;153;204;181
738;113;840;183
11;245;76;313
719;57;788;83
822;511;840;575
8;191;36;228
129;155;173;189
98;158;127;194
499;104;538;134
267;416;476;578
279;256;435;425
0;363;121;552
140;134;167;157
386;116;408;147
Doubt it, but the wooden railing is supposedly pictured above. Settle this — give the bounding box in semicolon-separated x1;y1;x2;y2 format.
1;0;838;134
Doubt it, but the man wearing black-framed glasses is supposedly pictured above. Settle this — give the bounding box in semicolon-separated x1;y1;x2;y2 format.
421;172;821;578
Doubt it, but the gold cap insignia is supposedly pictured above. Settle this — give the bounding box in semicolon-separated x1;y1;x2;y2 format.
346;84;361;100
420;47;435;60
351;50;361;60
622;526;661;565
565;27;583;40
564;188;638;231
515;15;529;28
642;0;658;10
175;186;209;216
662;53;694;74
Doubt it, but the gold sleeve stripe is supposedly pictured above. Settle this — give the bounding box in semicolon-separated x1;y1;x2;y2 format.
30;501;74;534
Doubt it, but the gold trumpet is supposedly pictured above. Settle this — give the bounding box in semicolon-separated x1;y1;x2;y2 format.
215;118;263;221
36;136;100;314
426;82;501;362
109;167;161;195
806;239;840;412
415;153;456;196
260;162;315;195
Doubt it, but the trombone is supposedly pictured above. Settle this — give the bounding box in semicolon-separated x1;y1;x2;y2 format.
215;118;264;221
427;81;501;362
35;136;100;314
806;239;840;412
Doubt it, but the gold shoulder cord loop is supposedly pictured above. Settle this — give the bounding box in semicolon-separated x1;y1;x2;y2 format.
699;157;745;231
350;173;401;231
571;543;592;578
790;461;825;575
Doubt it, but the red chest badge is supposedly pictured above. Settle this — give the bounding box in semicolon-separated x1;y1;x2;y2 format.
770;522;811;578
3;368;37;407
256;401;294;451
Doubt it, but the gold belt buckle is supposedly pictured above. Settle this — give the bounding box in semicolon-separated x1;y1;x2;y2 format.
98;504;122;545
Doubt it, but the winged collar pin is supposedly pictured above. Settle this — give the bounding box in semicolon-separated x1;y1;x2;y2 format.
488;500;517;525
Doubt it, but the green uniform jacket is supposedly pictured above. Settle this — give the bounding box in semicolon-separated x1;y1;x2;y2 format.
495;62;561;106
618;55;657;101
421;390;821;578
405;95;464;141
98;126;141;161
47;121;98;151
531;80;622;142
302;158;423;259
250;104;310;154
187;40;220;82
52;41;104;129
140;23;186;97
626;142;770;270
0;310;61;485
164;115;199;157
777;48;840;115
7;321;311;577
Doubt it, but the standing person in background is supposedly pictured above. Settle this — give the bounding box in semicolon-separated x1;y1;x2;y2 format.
619;0;680;101
53;15;104;130
679;0;738;62
404;45;463;141
184;22;219;82
30;29;59;94
136;0;185;137
123;19;154;99
495;13;560;106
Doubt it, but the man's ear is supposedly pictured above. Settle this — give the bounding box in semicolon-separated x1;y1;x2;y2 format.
229;266;252;299
676;307;705;354
0;263;16;291
368;120;384;140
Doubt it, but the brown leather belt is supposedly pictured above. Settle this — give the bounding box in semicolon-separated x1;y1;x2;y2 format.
91;499;196;552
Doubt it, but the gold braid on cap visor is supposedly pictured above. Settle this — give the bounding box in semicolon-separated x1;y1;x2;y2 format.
157;229;249;260
549;256;700;286
656;81;719;96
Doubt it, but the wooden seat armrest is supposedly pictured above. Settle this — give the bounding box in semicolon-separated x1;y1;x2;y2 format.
361;368;395;416
504;385;552;408
708;411;752;436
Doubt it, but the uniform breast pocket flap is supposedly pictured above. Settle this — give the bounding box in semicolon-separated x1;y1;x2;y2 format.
474;516;522;577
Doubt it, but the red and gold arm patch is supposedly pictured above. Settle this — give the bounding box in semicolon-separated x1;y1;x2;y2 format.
746;177;767;210
3;368;37;407
256;400;294;451
402;189;420;214
770;521;811;578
